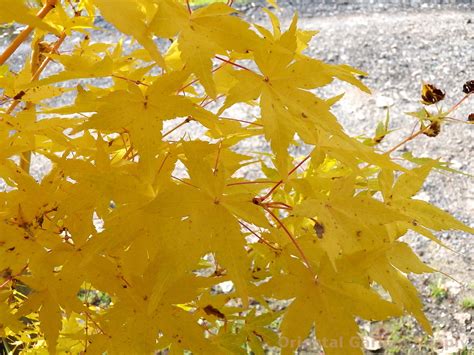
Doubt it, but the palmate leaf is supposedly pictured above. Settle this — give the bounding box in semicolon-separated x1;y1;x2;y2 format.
150;1;259;97
259;258;402;355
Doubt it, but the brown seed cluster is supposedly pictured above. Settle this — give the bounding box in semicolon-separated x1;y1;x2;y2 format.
423;121;441;137
421;83;445;105
462;80;474;94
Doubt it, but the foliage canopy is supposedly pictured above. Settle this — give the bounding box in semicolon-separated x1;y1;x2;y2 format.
0;0;472;353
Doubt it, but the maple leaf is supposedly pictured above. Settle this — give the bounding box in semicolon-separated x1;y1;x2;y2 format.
150;1;258;97
259;257;402;354
94;0;165;66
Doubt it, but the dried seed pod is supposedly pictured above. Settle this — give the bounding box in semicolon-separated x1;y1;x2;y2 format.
313;221;325;239
423;121;441;137
463;80;474;94
421;83;445;105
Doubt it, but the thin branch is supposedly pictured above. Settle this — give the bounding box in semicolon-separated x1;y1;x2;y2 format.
0;0;58;65
262;205;316;278
171;175;199;189
0;278;12;289
226;180;278;187
202;94;224;108
157;152;170;175
256;153;312;203
264;201;293;210
446;92;472;116
385;128;425;155
84;311;108;336
178;65;224;93
3;32;67;117
162;117;192;139
239;221;281;251
215;56;253;72
31;32;66;82
112;74;149;87
219;116;263;127
213;141;222;175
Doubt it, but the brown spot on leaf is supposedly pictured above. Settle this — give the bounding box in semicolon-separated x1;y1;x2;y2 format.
203;305;225;320
313;221;324;239
13;91;25;101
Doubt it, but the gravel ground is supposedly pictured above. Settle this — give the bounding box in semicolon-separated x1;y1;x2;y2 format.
1;3;473;354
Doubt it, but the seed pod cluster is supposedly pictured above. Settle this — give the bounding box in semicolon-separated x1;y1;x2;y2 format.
463;80;474;94
422;121;441;137
421;83;445;105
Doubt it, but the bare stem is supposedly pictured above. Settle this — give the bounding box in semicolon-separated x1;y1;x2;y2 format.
263;206;316;278
219;116;263;127
446;92;472;116
0;0;58;65
4;32;67;117
178;65;224;93
162;117;192;139
213;141;222;175
239;221;280;251
226;180;278;187
256;153;312;203
215;56;253;72
112;74;149;87
385;129;425;155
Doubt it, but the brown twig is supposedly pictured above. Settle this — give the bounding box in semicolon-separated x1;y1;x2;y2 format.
215;56;253;72
178;65;224;93
4;32;67;117
262;205;316;278
162;117;192;139
226;180;278;187
112;74;149;87
255;153;312;203
171;175;199;189
219;116;263;127
238;221;281;251
385;128;425;155
445;92;472;116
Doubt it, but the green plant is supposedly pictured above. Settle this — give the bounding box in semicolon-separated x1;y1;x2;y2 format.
460;297;474;310
0;0;472;354
429;279;448;303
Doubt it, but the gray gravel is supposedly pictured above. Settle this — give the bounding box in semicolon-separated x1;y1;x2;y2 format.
1;3;473;353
